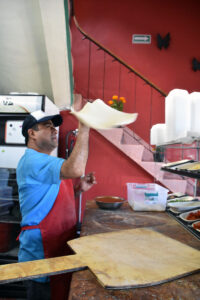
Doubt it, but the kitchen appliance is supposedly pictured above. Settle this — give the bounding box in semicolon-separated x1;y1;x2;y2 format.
0;93;60;168
0;93;61;298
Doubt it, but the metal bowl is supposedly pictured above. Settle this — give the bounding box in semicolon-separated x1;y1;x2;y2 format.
95;196;125;210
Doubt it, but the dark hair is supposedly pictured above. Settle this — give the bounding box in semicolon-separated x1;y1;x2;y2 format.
25;123;39;146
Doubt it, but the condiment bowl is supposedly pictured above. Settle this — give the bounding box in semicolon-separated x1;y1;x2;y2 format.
95;196;125;210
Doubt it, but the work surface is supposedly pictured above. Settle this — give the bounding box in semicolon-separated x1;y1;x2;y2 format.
68;201;200;300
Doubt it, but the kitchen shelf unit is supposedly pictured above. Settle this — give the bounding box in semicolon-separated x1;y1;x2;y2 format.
161;160;200;240
158;139;200;196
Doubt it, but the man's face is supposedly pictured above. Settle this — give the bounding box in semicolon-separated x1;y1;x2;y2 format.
34;120;58;152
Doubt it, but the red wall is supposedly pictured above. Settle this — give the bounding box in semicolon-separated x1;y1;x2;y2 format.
73;0;200;94
59;111;154;218
70;0;200;143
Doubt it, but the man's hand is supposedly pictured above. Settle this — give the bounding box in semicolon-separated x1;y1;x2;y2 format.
74;172;97;197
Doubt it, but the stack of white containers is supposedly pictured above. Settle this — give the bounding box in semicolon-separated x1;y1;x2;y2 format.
150;124;166;146
165;89;190;142
150;89;200;146
189;92;200;136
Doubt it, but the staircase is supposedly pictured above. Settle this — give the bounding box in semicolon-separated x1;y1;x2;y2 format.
97;127;194;195
73;94;194;195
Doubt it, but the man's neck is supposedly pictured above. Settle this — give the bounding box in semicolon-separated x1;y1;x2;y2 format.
27;143;52;155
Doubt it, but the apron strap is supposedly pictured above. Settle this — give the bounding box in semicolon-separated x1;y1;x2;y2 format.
16;225;40;241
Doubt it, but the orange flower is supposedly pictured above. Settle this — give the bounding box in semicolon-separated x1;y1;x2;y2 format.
108;100;114;105
112;95;118;100
120;97;126;103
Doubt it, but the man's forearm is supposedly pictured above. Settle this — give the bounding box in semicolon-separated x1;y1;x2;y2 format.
60;123;90;179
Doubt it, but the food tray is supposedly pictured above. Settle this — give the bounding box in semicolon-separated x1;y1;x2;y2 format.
162;159;194;168
179;209;200;222
167;192;187;200
176;161;200;170
161;166;200;179
192;221;200;233
167;201;200;212
168;207;182;214
161;159;200;179
167;209;200;240
167;196;195;203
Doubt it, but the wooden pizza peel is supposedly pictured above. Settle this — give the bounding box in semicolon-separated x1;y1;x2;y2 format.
0;228;200;289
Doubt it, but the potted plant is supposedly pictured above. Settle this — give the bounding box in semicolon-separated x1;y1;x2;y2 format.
108;95;126;111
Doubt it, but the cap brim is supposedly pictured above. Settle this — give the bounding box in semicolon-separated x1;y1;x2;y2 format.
37;114;63;127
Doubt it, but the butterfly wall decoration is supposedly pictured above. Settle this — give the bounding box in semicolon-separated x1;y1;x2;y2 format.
192;58;200;71
157;33;170;50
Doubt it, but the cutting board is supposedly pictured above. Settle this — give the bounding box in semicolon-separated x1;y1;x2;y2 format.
0;228;200;289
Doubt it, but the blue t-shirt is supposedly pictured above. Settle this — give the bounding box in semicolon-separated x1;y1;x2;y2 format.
16;149;65;282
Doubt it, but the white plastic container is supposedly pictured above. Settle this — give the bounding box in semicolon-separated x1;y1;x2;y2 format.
165;89;190;142
150;124;166;145
127;183;168;211
189;92;200;136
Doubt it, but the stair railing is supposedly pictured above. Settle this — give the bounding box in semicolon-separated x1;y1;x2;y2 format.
74;17;166;97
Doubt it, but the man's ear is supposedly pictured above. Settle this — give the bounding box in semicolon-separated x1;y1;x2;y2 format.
27;128;37;140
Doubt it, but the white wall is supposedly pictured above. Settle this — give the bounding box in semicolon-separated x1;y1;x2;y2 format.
0;0;72;109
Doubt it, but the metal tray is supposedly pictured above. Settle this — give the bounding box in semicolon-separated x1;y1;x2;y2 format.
167;201;200;212
162;159;194;168
161;166;200;179
167;208;200;240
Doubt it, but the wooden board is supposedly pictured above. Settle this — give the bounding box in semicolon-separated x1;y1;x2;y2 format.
0;228;200;289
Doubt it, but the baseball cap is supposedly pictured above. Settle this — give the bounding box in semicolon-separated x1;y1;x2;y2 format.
22;110;63;139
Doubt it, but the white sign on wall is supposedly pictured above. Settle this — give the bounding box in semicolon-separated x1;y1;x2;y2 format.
132;34;151;44
0;95;43;113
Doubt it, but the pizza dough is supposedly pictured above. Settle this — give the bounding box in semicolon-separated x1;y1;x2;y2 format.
71;99;138;129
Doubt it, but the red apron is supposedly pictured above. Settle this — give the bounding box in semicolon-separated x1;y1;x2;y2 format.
20;179;77;300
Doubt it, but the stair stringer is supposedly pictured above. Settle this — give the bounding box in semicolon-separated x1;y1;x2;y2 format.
97;128;188;193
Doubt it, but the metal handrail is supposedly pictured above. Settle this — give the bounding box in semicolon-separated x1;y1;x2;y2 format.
73;16;167;98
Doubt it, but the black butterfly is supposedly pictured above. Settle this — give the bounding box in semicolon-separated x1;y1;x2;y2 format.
157;33;170;50
192;58;200;71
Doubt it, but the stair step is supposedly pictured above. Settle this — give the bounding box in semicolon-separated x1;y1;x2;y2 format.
140;162;164;180
97;128;124;145
162;179;188;193
142;148;154;162
96;126;193;195
140;161;188;192
98;129;145;161
163;172;184;180
185;181;195;196
120;145;145;161
121;131;139;145
121;128;154;162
